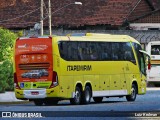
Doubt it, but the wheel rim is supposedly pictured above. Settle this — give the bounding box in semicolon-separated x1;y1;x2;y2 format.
75;90;80;103
131;87;135;99
85;89;90;102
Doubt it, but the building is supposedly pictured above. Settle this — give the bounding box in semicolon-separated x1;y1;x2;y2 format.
0;0;160;46
0;0;160;31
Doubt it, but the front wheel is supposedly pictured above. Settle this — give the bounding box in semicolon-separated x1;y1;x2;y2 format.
70;86;82;105
126;84;137;101
82;86;92;104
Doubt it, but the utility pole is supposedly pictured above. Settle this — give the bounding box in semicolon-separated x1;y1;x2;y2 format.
48;0;52;36
40;0;44;36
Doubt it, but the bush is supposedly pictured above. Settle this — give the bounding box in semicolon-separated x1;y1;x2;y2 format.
4;60;14;91
0;62;7;93
0;28;18;92
0;60;14;93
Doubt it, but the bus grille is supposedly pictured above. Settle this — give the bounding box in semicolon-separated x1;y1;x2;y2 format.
18;63;50;70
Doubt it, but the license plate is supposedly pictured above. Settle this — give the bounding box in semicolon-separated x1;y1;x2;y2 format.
31;91;39;95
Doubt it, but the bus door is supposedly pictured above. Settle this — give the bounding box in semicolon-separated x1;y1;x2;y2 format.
133;43;147;94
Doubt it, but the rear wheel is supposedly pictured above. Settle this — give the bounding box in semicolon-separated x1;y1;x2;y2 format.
33;99;43;106
70;86;82;105
82;86;92;104
126;84;137;101
93;97;103;103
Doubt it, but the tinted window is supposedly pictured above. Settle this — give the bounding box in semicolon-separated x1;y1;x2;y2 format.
58;41;135;62
99;42;111;60
151;45;160;55
123;42;135;61
112;42;124;60
78;42;91;60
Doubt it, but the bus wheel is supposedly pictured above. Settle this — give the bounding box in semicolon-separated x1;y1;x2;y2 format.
33;99;44;106
126;84;137;101
44;99;58;106
93;97;103;103
70;86;82;105
82;86;92;104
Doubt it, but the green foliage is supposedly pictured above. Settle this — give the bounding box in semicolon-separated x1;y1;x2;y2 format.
0;62;8;93
16;30;23;37
4;60;14;91
0;28;17;61
0;60;14;93
0;28;18;92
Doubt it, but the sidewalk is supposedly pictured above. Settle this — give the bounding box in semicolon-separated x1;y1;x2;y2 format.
147;87;160;91
0;92;25;103
0;88;160;103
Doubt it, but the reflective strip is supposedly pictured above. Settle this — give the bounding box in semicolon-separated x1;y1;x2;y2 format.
71;90;128;98
92;90;128;97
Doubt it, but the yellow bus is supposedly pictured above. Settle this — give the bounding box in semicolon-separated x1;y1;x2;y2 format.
13;33;148;106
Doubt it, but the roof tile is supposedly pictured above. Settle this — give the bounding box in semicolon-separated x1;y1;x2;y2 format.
0;0;156;28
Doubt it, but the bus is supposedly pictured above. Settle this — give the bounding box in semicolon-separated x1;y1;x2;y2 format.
146;41;160;86
13;33;149;106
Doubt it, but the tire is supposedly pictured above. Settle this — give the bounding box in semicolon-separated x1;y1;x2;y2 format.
70;86;82;105
93;97;103;103
33;99;44;106
126;84;137;101
44;99;58;106
82;86;92;104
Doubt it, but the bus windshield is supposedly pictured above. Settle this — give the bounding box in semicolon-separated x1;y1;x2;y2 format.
151;45;160;55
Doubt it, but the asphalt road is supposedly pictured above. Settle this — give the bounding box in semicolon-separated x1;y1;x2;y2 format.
0;88;160;120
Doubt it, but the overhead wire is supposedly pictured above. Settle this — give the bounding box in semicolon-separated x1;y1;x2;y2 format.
0;1;51;26
0;7;40;23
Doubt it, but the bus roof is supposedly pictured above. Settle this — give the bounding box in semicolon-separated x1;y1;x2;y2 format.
17;33;139;44
55;33;139;44
18;36;50;40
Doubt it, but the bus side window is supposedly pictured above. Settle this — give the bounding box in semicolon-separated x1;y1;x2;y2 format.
112;42;120;60
124;51;132;60
58;41;68;60
99;42;111;61
69;42;79;61
123;42;135;62
89;43;98;60
78;42;90;61
151;45;160;55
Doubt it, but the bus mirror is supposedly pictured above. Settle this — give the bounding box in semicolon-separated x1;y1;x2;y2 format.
139;50;151;70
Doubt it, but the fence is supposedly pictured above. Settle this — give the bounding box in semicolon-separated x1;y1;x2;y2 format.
24;29;160;49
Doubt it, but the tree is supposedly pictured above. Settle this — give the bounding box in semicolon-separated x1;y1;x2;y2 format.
0;28;18;92
0;28;17;61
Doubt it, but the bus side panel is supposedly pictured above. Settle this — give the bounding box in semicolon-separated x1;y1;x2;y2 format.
107;62;125;91
58;76;73;98
123;61;139;95
99;75;110;91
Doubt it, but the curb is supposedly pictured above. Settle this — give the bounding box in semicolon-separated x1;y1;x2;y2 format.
0;101;30;105
147;88;160;91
